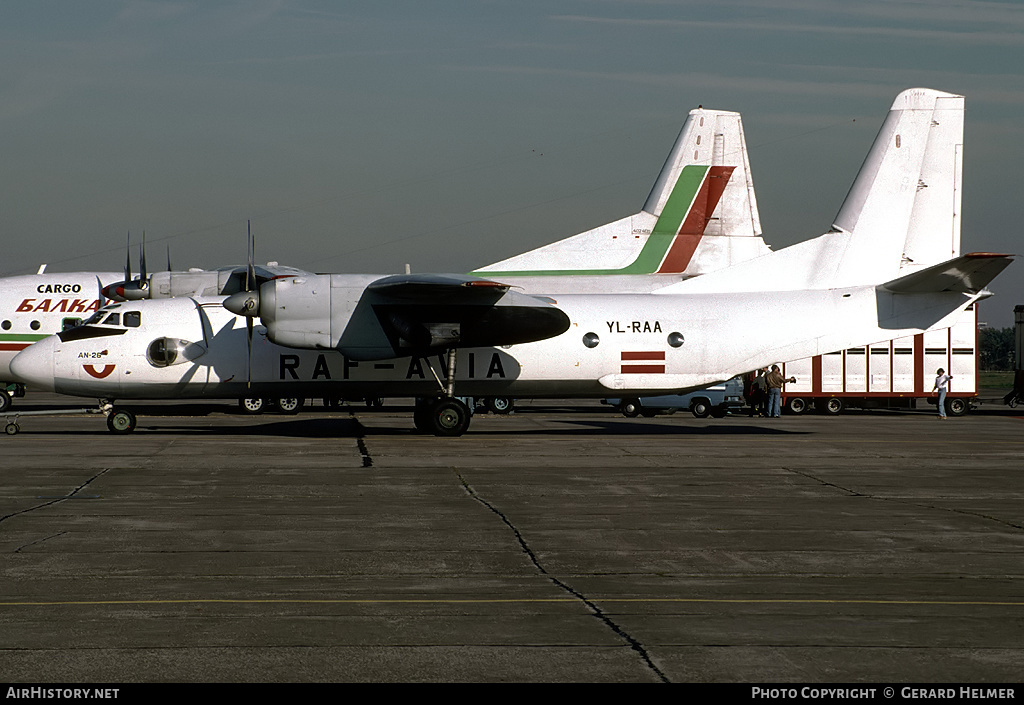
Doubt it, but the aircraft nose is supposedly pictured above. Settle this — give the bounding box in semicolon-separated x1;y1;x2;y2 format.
10;336;56;392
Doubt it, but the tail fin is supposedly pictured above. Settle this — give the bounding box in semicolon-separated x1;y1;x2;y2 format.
660;88;969;295
831;88;965;284
474;107;770;277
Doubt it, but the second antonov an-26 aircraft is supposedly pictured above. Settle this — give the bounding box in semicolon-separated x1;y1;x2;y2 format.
11;89;1012;435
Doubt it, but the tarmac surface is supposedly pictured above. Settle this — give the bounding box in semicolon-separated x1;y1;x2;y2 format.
1;393;1023;683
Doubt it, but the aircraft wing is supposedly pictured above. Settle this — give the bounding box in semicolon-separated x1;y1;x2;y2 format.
362;273;569;356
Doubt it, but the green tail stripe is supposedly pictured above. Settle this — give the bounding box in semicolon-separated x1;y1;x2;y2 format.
652;165;709;235
476;165;709;277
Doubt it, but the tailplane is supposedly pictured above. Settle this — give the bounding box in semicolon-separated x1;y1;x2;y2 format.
474;107;770;279
880;252;1012;295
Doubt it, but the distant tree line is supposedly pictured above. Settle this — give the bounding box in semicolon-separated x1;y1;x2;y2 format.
980;327;1016;370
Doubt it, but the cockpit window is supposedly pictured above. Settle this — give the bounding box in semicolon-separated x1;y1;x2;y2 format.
124;311;141;328
103;312;121;326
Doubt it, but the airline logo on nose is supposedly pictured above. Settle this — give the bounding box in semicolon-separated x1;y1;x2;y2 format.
83;364;116;379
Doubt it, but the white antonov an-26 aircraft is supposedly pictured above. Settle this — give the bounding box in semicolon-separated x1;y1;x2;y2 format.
2;101;767;419
11;89;1012;436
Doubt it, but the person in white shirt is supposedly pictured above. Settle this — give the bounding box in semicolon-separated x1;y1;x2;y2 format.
932;368;953;419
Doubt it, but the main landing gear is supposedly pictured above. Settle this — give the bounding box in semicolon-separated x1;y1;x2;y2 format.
413;348;472;437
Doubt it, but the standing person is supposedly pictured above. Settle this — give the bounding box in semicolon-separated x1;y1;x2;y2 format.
765;364;796;418
932;368;953;419
749;368;768;417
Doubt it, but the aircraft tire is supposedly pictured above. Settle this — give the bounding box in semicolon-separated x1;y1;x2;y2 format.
427;398;471;437
0;390;11;414
239;398;266;415
691;399;711;418
620;399;642;418
107;408;137;434
276;397;303;414
485;397;514;414
5;422;19;435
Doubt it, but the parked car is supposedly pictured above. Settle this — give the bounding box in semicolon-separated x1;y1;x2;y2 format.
604;377;746;418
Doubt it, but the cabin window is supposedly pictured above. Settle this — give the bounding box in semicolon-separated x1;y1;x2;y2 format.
582;332;600;349
30;320;40;330
1;320;10;330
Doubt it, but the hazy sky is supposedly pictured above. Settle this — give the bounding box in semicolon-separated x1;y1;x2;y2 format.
2;1;1022;326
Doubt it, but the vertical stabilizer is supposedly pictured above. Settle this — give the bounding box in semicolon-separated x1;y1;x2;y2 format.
831;88;964;284
474;107;770;279
657;88;969;295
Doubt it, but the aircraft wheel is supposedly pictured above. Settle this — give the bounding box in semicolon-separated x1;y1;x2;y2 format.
786;397;807;415
426;398;471;437
239;398;266;415
5;422;19;435
822;397;844;415
945;398;968;417
0;390;11;414
691;399;711;418
106;408;137;434
620;399;641;418
485;397;514;415
276;397;303;414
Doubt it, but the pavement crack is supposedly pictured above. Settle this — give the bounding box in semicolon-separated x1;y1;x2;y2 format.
1;468;111;531
15;531;68;553
457;471;670;683
784;467;1024;531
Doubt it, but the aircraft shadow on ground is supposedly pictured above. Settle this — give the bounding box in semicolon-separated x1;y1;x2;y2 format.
125;417;810;437
10;416;810;438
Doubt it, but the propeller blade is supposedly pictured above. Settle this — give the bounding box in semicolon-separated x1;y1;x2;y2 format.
124;231;132;282
246;316;253;388
247;220;256;294
166;245;172;272
139;231;148;284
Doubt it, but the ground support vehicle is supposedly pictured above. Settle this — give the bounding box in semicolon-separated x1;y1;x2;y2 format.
606;377;745;418
778;305;978;416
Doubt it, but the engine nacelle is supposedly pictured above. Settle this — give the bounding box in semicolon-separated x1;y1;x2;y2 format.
247;273;571;361
259;275;337;350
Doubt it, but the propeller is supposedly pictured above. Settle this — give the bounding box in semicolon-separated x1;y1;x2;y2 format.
224;221;260;387
103;230;152;301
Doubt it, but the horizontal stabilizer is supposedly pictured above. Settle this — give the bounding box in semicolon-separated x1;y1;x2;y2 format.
880;253;1013;294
